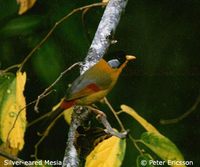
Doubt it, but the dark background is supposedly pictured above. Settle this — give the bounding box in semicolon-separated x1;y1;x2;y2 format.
0;0;200;166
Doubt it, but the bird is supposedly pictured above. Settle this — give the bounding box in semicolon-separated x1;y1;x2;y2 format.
49;54;136;121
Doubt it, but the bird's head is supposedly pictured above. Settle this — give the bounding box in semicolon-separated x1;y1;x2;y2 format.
106;51;136;69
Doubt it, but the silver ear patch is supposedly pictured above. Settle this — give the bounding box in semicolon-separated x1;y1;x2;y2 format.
108;59;120;68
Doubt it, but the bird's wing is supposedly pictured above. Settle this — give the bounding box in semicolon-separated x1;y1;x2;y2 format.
66;71;112;101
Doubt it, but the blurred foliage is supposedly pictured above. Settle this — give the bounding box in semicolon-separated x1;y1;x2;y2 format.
0;0;200;166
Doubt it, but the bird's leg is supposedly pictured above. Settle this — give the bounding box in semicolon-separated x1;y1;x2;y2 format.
86;106;128;138
87;105;106;118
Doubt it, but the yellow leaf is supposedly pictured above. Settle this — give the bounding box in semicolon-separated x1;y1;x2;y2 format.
0;72;27;150
17;0;37;15
85;136;126;167
63;108;73;124
102;0;109;3
121;105;160;134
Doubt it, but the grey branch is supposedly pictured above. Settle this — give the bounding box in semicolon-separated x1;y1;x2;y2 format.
62;107;90;167
81;0;128;74
62;0;128;166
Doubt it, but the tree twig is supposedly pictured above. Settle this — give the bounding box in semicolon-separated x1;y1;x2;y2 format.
32;111;63;160
160;94;200;124
34;62;81;113
0;64;20;74
129;135;144;155
27;109;54;128
18;2;107;71
104;97;125;131
81;8;92;44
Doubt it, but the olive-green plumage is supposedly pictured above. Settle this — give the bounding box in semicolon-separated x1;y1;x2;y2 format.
51;55;136;119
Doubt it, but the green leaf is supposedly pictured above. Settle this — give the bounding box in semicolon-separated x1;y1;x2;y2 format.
137;154;155;167
140;132;186;167
0;73;15;103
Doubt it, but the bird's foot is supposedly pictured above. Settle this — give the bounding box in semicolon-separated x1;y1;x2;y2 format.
104;129;128;139
86;106;106;118
86;106;128;138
